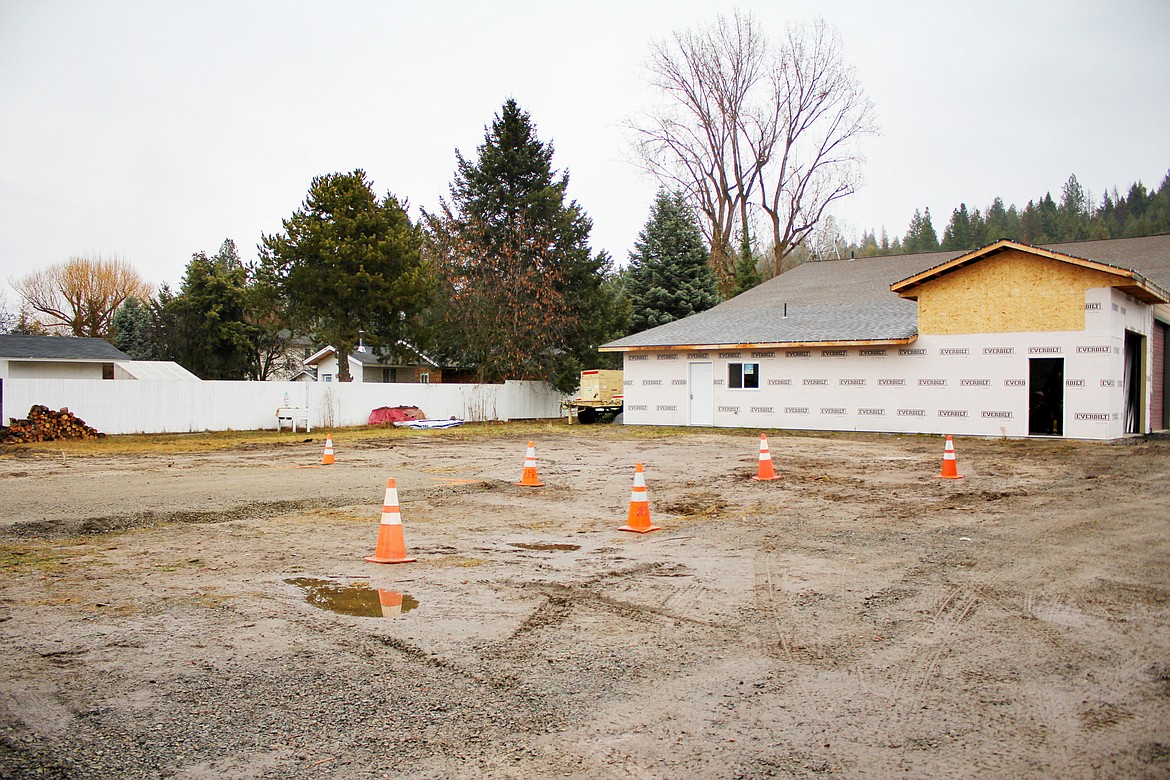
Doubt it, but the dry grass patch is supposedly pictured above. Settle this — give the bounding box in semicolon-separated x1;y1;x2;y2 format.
422;556;486;568
0;540;71;572
0;419;910;460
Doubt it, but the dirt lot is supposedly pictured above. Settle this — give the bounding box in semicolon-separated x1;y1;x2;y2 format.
1;424;1168;779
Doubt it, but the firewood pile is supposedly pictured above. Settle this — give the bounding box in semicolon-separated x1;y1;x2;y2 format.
1;405;103;444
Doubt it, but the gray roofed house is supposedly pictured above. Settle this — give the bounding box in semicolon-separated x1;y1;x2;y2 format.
603;235;1170;352
0;334;130;381
304;342;451;384
0;334;200;383
0;334;130;361
602;235;1170;439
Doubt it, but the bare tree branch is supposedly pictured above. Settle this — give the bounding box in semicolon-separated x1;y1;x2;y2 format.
12;255;154;338
629;13;876;290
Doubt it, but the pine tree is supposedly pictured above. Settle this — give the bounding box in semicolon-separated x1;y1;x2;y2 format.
425;99;620;392
162;240;260;380
626;190;720;333
1038;193;1059;242
903;208;940;252
968;207;987;247
1059;174;1090;240
941;204;973;250
261;171;430;382
1146;171;1170;234
984;197;1017;241
111;297;157;359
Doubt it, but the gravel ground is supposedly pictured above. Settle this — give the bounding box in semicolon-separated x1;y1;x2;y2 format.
1;426;1168;779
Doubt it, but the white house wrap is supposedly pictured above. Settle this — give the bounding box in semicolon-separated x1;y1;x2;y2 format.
601;236;1170;440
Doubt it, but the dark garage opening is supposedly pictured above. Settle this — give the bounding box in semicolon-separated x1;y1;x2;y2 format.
1029;358;1064;436
1124;330;1145;434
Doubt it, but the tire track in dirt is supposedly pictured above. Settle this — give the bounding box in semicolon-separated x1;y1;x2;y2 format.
757;555;793;661
880;585;981;724
3;498;351;538
505;563;730;644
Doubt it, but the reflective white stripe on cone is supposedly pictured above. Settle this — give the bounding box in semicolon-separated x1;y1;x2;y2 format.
937;434;964;479
752;433;778;481
618;463;660;533
517;440;544;486
365;478;417;563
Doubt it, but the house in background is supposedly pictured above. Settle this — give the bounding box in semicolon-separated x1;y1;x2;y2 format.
0;334;201;382
601;235;1170;440
304;341;474;384
0;334;130;380
262;332;316;381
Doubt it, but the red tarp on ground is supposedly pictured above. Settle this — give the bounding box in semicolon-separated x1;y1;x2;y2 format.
368;406;426;425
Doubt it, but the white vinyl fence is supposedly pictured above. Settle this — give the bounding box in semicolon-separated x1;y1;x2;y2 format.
0;379;566;435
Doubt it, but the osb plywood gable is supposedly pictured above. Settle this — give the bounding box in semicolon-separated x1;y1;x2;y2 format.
916;248;1122;335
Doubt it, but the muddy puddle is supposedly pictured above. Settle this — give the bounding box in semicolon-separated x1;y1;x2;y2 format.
285;577;419;617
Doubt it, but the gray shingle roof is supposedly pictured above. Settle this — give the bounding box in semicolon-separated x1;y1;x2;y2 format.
1042;234;1170;290
604;251;950;350
0;334;130;361
605;299;919;349
602;234;1170;351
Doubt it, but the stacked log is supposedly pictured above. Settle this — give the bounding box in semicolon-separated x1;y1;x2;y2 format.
0;405;103;444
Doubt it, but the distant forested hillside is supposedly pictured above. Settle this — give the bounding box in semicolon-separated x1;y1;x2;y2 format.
845;171;1170;257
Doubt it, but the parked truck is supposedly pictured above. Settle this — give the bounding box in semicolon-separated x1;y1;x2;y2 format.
561;369;623;424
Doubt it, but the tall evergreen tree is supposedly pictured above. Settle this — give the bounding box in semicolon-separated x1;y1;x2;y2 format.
730;220;762;295
260;171;430;382
903;208;939;252
625;190;720;333
161;240;259;380
1126;181;1149;220
1058;174;1090;240
1146;171;1170;235
1038;192;1059;242
984;196;1018;242
968;207;987;247
111;297;157;359
941;203;973;250
425;99;621;392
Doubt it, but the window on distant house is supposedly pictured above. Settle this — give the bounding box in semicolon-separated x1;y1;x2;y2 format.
728;362;760;389
323;373;333;383
419;372;430;384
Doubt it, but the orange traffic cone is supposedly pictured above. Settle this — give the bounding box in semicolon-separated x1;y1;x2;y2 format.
751;433;779;481
516;441;544;486
365;478;417;564
322;436;335;465
937;434;964;479
618;463;660;533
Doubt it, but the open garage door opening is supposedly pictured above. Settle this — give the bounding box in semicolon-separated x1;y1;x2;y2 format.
1029;358;1064;436
1124;330;1146;434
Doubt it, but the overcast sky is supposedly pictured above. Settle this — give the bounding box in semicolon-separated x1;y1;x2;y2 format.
1;0;1168;306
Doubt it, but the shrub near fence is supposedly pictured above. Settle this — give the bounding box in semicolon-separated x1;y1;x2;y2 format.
0;379;566;435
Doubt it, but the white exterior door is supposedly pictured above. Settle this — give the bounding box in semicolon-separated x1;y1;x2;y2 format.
688;362;714;426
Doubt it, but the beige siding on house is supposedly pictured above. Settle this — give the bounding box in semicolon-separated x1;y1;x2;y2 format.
916;249;1123;335
8;360;106;379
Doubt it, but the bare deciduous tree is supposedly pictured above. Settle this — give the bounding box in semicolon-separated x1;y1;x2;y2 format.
630;12;877;291
13;255;154;338
0;291;18;334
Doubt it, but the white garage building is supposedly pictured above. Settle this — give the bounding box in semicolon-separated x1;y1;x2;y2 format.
600;236;1170;440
